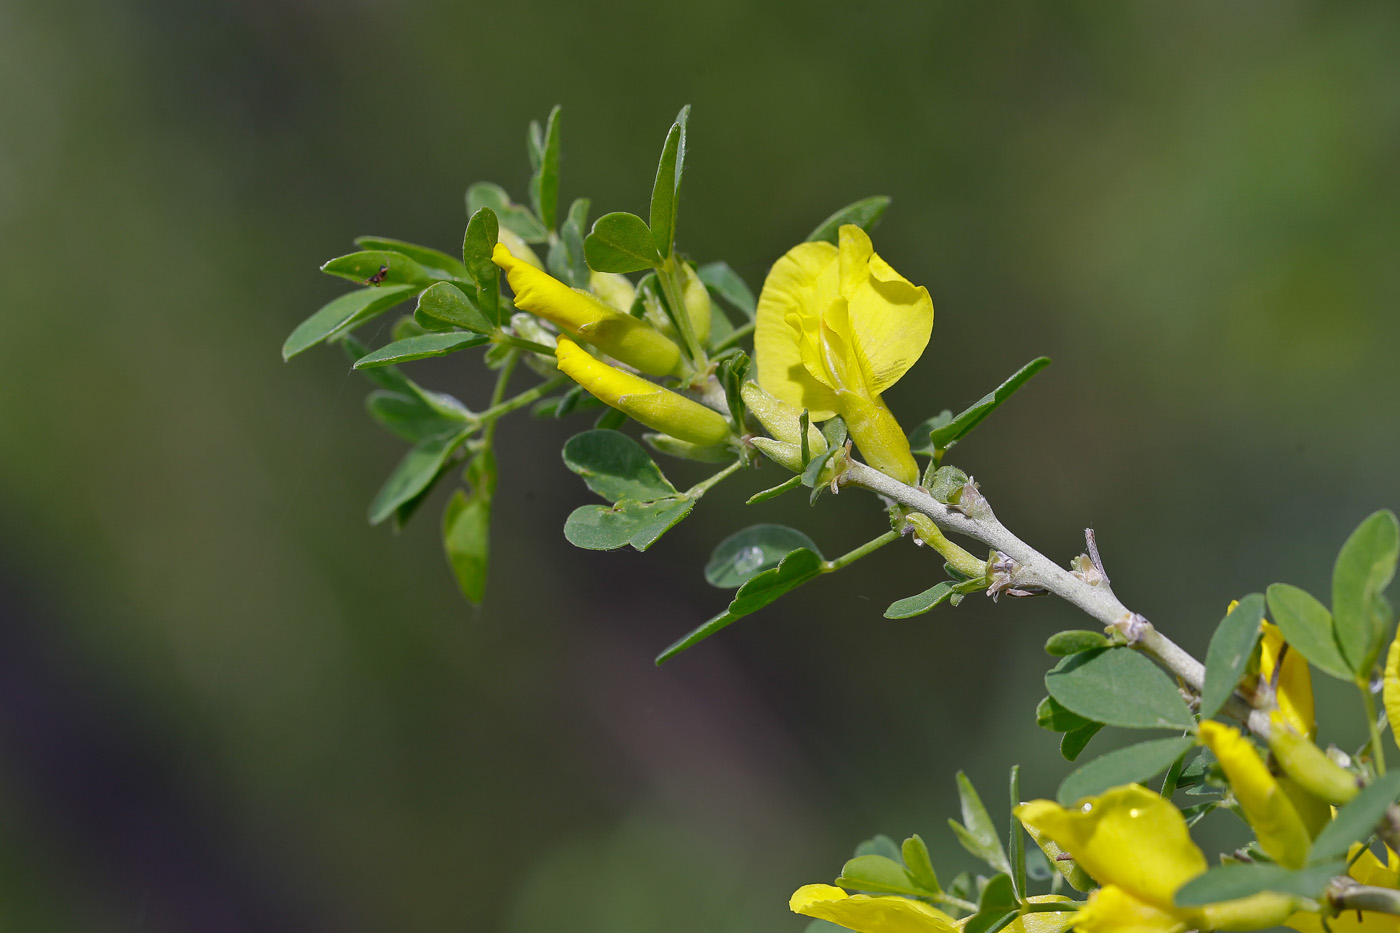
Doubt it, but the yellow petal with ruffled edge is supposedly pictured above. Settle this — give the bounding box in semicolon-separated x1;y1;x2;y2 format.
1199;721;1311;868
836;225;934;396
788;884;957;933
554;339;731;447
495;243;682;378
1262;620;1315;738
1016;785;1206;908
754;241;841;419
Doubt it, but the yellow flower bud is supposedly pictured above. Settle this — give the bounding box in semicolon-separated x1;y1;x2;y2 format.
1198;721;1311;868
495;244;683;378
588;271;636;314
554;338;732;447
1267;712;1359;806
644;433;732;463
749;437;806;473
496;227;545;271
740;382;827;452
681;262;712;346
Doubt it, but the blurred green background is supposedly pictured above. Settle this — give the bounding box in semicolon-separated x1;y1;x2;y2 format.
2;1;1398;929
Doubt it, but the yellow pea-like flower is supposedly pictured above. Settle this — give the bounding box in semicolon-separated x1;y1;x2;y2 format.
754;224;933;484
1286;844;1400;933
1385;630;1400;754
788;884;958;933
1198;721;1311;868
494;243;683;377
1261;619;1315;738
1017;785;1301;933
554;338;732;447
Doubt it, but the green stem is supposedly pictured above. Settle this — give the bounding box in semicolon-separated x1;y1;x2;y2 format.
905;512;987;579
822;530;900;573
929;893;979;914
493;332;557;356
1363;682;1387;776
482;352;519;445
657;257;706;370
685;459;744;498
713;319;755;352
475;374;570;425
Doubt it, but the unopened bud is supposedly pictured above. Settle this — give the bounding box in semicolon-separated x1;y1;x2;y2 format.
589;271;636;314
497;227;545;271
644;433;732;463
495;244;683;378
740;382;826;454
554;338;731;447
681;262;712;346
1267;712;1359;806
749;437;806;473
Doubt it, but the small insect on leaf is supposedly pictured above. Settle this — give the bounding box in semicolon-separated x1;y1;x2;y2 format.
364;264;390;286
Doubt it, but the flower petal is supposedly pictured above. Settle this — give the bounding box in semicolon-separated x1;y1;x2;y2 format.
755;241;841;419
1263;620;1315;738
837;225;933;396
1073;885;1189;933
1015;785;1206;908
1199;721;1311;868
837;390;919;485
554;338;732;447
789;884;957;933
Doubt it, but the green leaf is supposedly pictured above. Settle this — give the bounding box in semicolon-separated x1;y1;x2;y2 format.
649;105;689;258
746;475;803;505
562;430;677;502
901;835;940;893
1045;648;1196;730
1036;696;1093;733
442;459;493;604
1201;594;1265;720
462;208;502;325
415;281;494;335
1174;861;1345;908
962;874;1017;933
584;212;663;274
884;582;956;619
1056;736;1196;806
1308;772;1400;862
365;391;462;443
805;195;892;245
1267;583;1352;681
353;332;489;369
854;835;903;861
929;358;1051;452
528;106;562;230
1333;510;1400;675
834;855;927;897
907;411;954;456
554;197;592;289
466;182;548;242
1044;630;1111;656
354;236;468;278
321;250;440;287
655;548;824;664
367;430;469;526
283;285;419;359
705;524;821;588
563;497;694;552
950;771;1011;874
696;261;755;318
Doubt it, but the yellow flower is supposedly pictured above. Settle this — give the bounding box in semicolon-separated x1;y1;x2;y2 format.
1261;619;1315;738
1286;844;1400;933
788;886;1074;933
554;338;732;447
754;224;933;484
494;243;683;377
1017;785;1300;933
1384;630;1400;754
789;885;957;933
1198;721;1311;868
